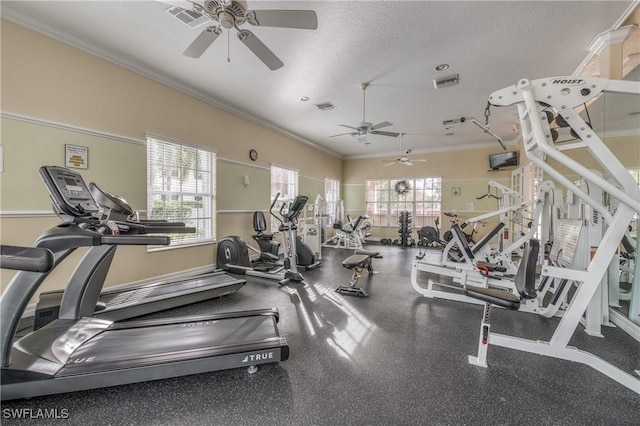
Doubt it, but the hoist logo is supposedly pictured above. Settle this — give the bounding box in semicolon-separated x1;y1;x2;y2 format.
551;78;585;85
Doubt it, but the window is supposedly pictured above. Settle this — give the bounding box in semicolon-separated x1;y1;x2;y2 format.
325;177;340;225
270;165;298;231
147;136;215;248
365;178;441;228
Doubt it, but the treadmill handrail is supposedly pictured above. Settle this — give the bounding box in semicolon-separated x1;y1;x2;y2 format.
0;245;55;273
1;223;171;368
101;235;170;245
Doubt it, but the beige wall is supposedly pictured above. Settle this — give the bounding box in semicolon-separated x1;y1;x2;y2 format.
0;19;341;297
342;145;515;239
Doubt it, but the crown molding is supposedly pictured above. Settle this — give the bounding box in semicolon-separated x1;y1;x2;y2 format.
0;3;343;160
587;25;637;55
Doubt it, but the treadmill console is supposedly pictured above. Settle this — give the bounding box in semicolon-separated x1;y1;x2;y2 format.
39;166;100;218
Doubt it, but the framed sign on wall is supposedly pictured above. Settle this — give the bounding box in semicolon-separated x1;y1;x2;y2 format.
65;144;88;169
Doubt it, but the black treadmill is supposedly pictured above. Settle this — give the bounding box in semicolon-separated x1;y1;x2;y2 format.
0;166;288;401
33;176;245;329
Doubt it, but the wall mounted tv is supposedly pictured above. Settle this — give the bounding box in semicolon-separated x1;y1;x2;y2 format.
489;151;518;170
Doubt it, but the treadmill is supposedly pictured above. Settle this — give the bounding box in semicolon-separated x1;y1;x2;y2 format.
33;176;245;329
0;166;288;401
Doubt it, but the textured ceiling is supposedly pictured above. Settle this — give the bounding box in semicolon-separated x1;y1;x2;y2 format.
2;1;637;159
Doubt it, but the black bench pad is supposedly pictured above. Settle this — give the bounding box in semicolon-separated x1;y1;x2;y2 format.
464;285;521;310
342;254;371;268
342;250;381;269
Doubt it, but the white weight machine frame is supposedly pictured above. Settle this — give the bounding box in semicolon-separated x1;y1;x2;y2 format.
468;76;640;394
323;214;370;250
411;181;558;307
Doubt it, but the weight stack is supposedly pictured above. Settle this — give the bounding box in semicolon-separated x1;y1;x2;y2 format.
397;211;413;247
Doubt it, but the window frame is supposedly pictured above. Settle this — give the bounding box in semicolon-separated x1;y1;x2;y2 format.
364;177;442;228
270;164;299;232
146;134;216;250
324;177;340;225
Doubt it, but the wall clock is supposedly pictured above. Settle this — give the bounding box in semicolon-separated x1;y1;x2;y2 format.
249;149;258;161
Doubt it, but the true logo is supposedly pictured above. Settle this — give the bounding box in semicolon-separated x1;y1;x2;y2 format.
241;352;274;363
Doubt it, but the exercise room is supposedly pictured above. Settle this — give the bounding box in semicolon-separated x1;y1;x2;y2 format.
1;1;638;424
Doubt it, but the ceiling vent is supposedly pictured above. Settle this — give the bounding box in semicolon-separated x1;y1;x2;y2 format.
166;6;210;29
442;118;461;126
315;102;336;111
433;74;460;89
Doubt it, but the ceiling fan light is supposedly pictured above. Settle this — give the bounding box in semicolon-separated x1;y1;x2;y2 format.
218;11;235;28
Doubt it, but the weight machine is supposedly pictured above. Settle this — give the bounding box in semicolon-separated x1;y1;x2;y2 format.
465;76;640;394
411;180;558;304
324;214;371;250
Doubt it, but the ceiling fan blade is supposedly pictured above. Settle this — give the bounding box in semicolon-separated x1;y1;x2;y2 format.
237;29;283;70
404;162;413;166
330;132;357;138
383;162;396;167
370;130;400;137
183;26;221;58
414;159;427;162
337;124;359;130
370;121;393;131
248;10;318;30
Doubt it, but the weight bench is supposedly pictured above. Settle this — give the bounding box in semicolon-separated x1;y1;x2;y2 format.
336;249;383;297
465;239;539;363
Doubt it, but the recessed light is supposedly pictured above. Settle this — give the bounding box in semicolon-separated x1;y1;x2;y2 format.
300;96;309;102
434;63;449;72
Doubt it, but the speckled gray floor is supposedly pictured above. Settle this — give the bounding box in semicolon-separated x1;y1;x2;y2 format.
2;245;639;425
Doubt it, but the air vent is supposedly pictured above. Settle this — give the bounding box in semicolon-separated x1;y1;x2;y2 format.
166;6;210;28
315;102;336;111
442;118;461;126
433;74;460;89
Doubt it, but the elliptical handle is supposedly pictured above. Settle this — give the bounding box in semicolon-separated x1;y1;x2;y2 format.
269;192;284;224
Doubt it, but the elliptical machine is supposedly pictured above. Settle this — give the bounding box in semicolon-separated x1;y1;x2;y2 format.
218;193;307;284
251;198;320;271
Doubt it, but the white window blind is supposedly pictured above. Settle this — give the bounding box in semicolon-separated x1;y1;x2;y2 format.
325;177;340;224
270;165;298;231
147;136;216;248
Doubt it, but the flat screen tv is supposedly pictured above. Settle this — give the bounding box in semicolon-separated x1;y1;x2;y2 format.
489;151;518;170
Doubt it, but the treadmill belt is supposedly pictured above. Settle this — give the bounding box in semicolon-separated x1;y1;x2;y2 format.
58;315;280;376
99;273;244;311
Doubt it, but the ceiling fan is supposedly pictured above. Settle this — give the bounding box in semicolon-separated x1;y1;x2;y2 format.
164;1;317;70
330;83;400;144
382;134;427;166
